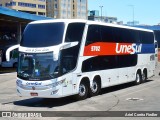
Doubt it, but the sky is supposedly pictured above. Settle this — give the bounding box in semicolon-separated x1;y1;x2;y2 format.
88;0;160;25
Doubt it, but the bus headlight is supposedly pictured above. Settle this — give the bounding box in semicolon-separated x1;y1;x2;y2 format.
16;80;23;88
46;79;66;88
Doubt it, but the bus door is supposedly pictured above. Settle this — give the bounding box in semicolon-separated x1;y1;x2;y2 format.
62;74;73;96
61;56;75;95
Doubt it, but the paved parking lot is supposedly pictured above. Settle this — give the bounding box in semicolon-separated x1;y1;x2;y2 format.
0;63;160;120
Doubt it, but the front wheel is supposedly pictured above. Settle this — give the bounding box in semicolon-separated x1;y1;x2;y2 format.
75;82;88;100
134;72;142;85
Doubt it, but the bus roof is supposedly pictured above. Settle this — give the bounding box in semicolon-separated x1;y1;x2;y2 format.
29;19;153;32
29;19;87;24
86;20;154;32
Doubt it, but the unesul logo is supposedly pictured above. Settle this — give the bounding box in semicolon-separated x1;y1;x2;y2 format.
83;42;143;56
116;43;142;54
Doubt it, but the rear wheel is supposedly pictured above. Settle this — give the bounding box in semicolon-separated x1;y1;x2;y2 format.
134;72;141;85
142;70;147;83
75;81;88;100
90;79;101;96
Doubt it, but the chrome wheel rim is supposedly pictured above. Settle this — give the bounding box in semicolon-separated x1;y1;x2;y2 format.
79;84;86;96
136;74;140;83
91;81;98;93
142;73;146;81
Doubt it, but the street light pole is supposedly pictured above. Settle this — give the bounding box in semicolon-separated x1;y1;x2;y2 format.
129;5;135;26
99;6;103;22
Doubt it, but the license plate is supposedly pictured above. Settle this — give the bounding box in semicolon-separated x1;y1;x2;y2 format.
30;92;38;96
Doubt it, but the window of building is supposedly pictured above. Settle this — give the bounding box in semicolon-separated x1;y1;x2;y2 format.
5;2;16;7
38;5;45;9
55;4;58;9
18;2;36;8
39;0;46;2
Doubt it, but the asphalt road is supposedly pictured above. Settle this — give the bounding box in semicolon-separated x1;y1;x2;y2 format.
0;63;160;120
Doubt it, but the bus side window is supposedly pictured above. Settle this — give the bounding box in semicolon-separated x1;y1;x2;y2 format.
65;23;85;43
85;25;101;45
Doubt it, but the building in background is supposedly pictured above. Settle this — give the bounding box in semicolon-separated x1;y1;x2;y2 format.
88;10;117;23
89;10;99;16
127;21;139;26
46;0;88;19
0;0;46;16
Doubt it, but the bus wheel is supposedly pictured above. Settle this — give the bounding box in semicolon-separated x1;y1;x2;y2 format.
75;81;88;100
90;79;101;96
134;72;141;85
142;70;147;83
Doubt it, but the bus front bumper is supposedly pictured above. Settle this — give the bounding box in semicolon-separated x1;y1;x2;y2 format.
16;86;63;98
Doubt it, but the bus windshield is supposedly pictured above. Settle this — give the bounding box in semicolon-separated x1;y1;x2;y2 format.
20;22;65;47
17;52;60;80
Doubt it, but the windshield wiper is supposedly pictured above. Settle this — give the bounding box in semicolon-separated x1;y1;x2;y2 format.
47;73;54;79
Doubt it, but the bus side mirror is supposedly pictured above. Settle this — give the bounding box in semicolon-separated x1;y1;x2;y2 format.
61;42;78;50
52;42;79;61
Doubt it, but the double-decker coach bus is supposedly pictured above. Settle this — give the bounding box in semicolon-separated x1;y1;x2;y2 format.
16;19;155;100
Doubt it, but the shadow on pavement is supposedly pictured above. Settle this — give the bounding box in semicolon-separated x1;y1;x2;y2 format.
13;96;77;108
13;80;153;108
0;67;16;74
100;79;153;95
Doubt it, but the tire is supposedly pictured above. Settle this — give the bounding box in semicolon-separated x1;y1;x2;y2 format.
134;72;142;85
141;71;147;83
75;81;88;100
89;79;101;96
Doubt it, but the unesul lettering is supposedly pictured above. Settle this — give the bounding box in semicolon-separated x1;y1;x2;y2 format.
116;43;142;54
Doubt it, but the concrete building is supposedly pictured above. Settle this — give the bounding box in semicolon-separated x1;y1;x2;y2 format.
88;10;117;23
46;0;88;19
127;21;139;26
0;0;46;16
0;6;50;42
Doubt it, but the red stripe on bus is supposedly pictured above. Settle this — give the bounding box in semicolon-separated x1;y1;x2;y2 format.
83;42;133;56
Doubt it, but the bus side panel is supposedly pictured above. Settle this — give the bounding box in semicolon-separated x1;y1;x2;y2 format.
137;54;155;78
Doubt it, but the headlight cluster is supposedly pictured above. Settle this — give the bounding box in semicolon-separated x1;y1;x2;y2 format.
16;80;23;88
46;79;66;88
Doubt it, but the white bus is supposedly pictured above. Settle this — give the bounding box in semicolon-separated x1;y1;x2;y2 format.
16;19;155;100
0;44;19;68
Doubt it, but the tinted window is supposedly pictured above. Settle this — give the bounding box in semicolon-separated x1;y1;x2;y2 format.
82;56;117;72
65;23;85;42
86;25;141;45
112;27;139;43
82;55;137;72
117;54;137;68
21;22;65;47
101;26;116;42
85;25;101;45
140;31;154;44
60;23;85;75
